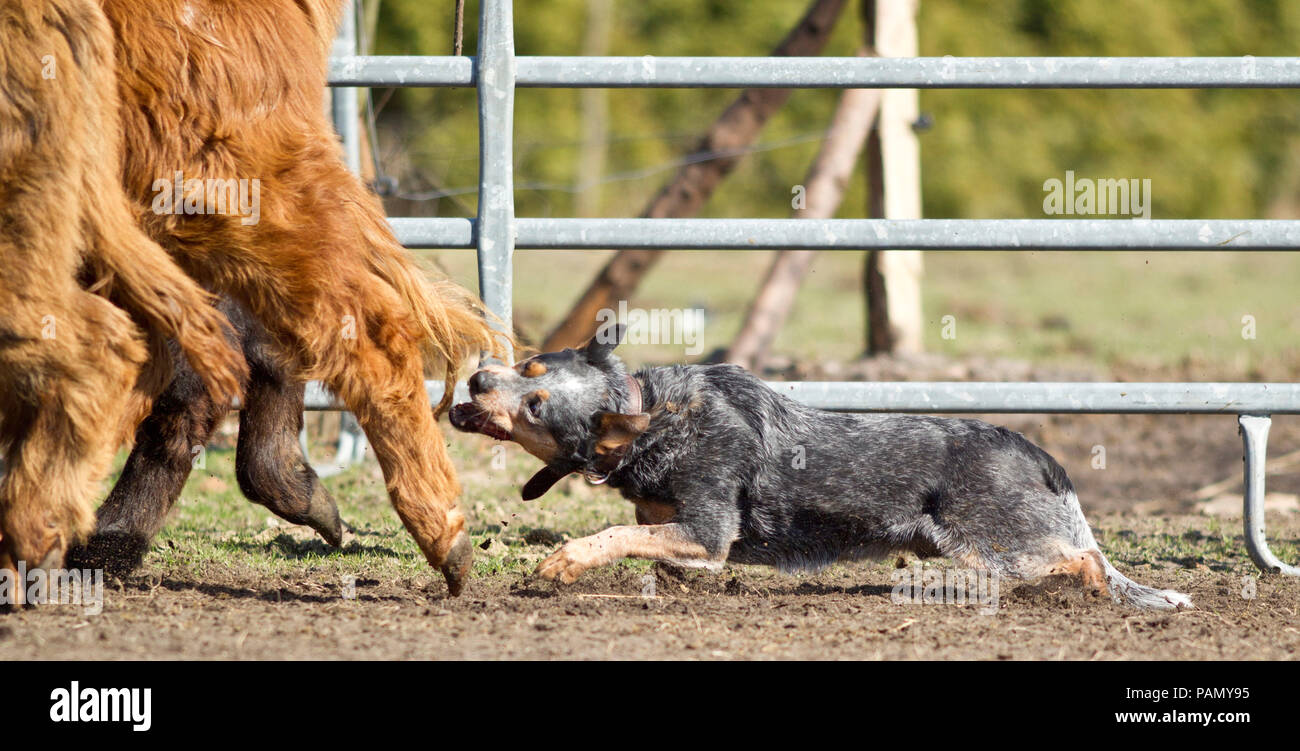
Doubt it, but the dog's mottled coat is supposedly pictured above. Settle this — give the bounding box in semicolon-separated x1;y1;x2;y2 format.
452;325;1191;611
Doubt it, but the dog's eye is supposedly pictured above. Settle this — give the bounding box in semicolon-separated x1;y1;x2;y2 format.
527;396;543;418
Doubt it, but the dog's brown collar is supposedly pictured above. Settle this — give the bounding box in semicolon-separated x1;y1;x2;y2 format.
623;373;643;415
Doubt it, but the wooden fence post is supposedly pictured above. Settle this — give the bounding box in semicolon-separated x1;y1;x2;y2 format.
726;51;882;371
864;0;923;355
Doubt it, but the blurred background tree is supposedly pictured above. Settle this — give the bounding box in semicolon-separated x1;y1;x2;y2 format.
361;0;1300;375
370;0;1300;222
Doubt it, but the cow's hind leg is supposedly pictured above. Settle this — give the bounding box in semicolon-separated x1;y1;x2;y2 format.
70;299;343;575
0;291;145;604
235;321;343;546
323;313;471;595
66;342;227;576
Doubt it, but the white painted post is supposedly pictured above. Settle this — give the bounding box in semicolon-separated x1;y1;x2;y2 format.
871;0;924;353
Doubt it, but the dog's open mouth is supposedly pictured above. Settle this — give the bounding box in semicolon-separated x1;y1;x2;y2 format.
449;403;511;441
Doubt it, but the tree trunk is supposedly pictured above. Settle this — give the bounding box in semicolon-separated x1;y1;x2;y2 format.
541;0;849;352
726;52;881;371
864;126;892;352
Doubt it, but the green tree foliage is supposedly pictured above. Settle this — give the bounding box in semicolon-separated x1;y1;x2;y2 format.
369;0;1300;221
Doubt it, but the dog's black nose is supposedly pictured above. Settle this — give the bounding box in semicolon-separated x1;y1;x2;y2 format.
468;370;498;396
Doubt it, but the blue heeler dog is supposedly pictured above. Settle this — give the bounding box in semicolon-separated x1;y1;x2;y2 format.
450;324;1191;611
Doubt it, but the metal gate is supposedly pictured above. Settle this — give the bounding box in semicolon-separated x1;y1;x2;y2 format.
322;0;1300;575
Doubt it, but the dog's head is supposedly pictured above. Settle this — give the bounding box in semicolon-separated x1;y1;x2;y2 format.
449;323;649;499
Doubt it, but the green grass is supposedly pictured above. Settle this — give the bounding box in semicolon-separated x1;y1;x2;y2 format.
1095;515;1299;574
128;434;1298;587
140;436;652;584
126;445;1299;592
424;249;1300;376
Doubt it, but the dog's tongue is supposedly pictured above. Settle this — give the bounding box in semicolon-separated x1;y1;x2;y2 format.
522;463;580;501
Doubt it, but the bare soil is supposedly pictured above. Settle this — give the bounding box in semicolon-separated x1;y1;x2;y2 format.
6;354;1299;661
4;512;1297;661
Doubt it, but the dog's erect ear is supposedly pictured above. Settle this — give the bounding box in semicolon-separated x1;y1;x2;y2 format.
594;412;650;456
581;323;626;364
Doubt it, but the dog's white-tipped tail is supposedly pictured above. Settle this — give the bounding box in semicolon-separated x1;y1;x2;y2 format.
1097;558;1194;611
1070;498;1193;611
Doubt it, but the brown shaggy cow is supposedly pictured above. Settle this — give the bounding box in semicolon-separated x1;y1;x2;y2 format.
72;297;347;577
96;0;507;594
0;0;245;604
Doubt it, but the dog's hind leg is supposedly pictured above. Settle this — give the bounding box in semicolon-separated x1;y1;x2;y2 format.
1044;547;1109;595
943;493;1192;611
964;542;1110;599
1059;499;1193;610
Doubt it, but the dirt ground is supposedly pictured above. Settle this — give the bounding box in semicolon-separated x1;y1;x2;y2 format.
783;352;1300;514
6;352;1300;661
4;511;1297;661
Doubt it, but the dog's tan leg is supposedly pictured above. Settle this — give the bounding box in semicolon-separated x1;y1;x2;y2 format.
536;524;721;584
633;499;677;526
1045;548;1110;596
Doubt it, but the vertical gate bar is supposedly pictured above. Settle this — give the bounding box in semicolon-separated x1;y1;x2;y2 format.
332;0;362;174
321;0;366;468
1238;414;1300;576
476;0;517;363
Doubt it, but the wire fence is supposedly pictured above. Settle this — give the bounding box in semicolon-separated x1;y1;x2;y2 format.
321;0;1300;575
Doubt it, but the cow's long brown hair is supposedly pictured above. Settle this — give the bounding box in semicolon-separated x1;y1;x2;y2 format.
0;0;244;599
100;0;509;593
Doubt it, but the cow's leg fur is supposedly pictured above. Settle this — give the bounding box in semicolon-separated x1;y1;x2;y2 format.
65;337;225;577
172;170;476;594
235;306;343;546
321;289;472;594
0;0;144;603
0;290;146;606
69;300;343;576
102;0;502;595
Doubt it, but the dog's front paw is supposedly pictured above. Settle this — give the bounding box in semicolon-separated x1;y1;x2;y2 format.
536;543;594;584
